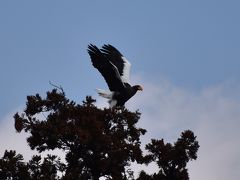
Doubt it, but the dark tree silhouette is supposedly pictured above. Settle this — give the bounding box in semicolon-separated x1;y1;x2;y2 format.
137;130;199;180
0;150;29;179
0;89;199;180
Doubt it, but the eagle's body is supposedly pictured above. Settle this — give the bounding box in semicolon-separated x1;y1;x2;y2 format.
87;44;143;107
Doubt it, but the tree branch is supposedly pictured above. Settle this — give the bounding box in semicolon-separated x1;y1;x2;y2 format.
49;81;65;95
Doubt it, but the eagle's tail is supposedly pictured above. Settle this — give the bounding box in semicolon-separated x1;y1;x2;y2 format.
95;89;113;99
96;89;118;107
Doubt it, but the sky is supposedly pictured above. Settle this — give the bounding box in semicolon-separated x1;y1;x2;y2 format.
0;1;240;179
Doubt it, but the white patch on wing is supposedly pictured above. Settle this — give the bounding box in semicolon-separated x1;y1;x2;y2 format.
121;56;131;83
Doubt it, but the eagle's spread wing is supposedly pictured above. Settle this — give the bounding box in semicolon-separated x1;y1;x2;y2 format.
88;44;125;91
101;44;131;84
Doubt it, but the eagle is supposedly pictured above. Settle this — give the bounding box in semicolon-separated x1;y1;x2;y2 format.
87;44;143;107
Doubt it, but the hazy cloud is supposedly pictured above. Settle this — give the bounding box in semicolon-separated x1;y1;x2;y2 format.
0;109;36;160
128;76;240;179
0;109;65;162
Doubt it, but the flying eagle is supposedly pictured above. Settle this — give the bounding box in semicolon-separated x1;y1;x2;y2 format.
87;44;143;107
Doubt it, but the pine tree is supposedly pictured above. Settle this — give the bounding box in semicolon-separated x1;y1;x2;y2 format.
0;89;199;179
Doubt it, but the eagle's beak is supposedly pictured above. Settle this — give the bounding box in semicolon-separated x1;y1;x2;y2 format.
138;86;143;91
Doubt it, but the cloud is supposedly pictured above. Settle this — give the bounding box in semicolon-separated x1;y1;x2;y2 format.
1;77;240;179
0;108;36;160
0;109;65;162
127;76;240;179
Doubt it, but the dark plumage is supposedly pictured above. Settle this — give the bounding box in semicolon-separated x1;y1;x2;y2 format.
87;44;143;107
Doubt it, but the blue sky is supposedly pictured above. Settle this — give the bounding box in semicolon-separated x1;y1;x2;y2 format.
1;1;240;179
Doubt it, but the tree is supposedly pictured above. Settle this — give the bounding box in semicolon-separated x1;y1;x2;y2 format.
0;89;199;179
137;130;199;180
0;150;29;180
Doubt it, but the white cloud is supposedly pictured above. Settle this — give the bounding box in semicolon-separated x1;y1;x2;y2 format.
0;108;36;160
0;109;65;162
1;78;240;179
127;76;240;179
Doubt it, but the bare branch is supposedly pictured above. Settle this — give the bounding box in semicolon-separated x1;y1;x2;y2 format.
49;81;65;95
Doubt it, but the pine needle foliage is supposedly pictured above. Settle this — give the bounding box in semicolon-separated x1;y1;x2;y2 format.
1;89;199;180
